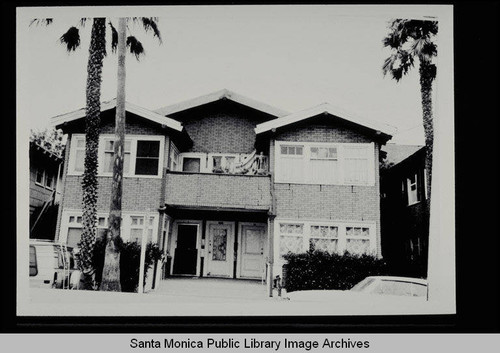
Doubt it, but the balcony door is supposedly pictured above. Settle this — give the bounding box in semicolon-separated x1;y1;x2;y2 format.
205;221;235;278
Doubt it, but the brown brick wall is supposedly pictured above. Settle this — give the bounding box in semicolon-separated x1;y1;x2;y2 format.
62;175;163;213
276;124;373;144
165;172;272;210
183;114;258;154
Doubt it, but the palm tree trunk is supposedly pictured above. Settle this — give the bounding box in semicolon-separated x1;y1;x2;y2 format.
420;62;434;284
419;61;434;206
79;18;106;289
100;18;127;292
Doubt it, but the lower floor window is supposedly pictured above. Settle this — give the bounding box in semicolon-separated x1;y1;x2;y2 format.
61;212;158;248
278;220;375;257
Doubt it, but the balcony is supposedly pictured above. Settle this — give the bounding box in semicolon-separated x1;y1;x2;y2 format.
165;171;272;211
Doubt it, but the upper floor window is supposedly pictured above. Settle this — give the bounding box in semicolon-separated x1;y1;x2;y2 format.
169;143;179;171
405;169;427;206
275;141;375;186
34;168;55;190
69;135;164;178
135;140;160;175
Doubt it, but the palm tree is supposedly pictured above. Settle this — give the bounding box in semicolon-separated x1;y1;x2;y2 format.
382;19;438;202
32;17;161;289
100;18;162;291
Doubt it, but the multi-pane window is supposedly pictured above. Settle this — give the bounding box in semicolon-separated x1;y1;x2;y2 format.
310;147;337;160
211;155;237;173
66;215;83;249
65;215;108;249
278;221;375;257
407;173;418;205
279;223;304;256
169;144;179;171
69;135;163;177
35;168;55;190
309;146;339;184
343;146;369;184
44;174;53;189
130;215;155;244
280;145;304;156
73;137;86;172
35;169;44;185
275;141;374;185
103;139;131;174
345;226;371;255
309;225;338;253
135;141;160;175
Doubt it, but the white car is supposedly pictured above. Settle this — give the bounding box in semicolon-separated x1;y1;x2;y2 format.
29;239;80;289
287;276;428;301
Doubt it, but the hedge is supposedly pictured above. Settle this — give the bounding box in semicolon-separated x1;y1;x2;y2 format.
93;237;163;292
282;250;389;293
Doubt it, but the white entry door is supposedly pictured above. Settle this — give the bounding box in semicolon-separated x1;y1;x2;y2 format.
206;222;235;278
238;224;266;279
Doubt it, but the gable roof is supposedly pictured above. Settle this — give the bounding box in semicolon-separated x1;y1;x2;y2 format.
51;99;183;132
154;89;289;118
254;103;396;139
382;143;425;166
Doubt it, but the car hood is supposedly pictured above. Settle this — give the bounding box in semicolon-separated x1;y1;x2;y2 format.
286;289;427;304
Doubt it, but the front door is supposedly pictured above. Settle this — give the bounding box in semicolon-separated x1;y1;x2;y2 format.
239;224;266;279
206;222;234;278
172;224;198;275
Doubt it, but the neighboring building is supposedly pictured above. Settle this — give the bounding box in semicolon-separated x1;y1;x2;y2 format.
29;141;63;239
51;89;394;287
380;144;429;278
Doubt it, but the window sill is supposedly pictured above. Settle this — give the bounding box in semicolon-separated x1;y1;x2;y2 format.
67;172;162;179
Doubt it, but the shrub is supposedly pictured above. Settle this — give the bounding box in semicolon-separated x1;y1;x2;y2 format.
282;250;389;293
93;237;163;292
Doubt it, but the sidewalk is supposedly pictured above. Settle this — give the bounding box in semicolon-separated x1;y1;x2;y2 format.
153;277;270;301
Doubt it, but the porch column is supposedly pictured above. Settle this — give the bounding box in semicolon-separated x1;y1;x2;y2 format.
267;214;275;297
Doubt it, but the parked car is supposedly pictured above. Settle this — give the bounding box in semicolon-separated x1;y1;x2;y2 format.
29;239;80;289
286;276;428;301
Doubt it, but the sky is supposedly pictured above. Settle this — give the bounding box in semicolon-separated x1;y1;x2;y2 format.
17;5;447;145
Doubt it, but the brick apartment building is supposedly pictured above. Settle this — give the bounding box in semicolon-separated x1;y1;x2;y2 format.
51;89;394;285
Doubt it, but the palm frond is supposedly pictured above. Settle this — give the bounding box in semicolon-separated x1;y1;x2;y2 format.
382;31;401;49
29;18;53;27
79;18;90;27
382;50;414;82
126;36;145;60
382;54;397;76
109;21;118;53
141;17;162;43
59;27;81;52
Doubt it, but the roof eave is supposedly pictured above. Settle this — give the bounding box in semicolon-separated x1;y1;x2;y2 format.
155;89;289;118
51;100;183;132
255;104;396;139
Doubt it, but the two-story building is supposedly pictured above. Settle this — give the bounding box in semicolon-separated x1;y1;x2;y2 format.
51;89;394;288
380;144;429;278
